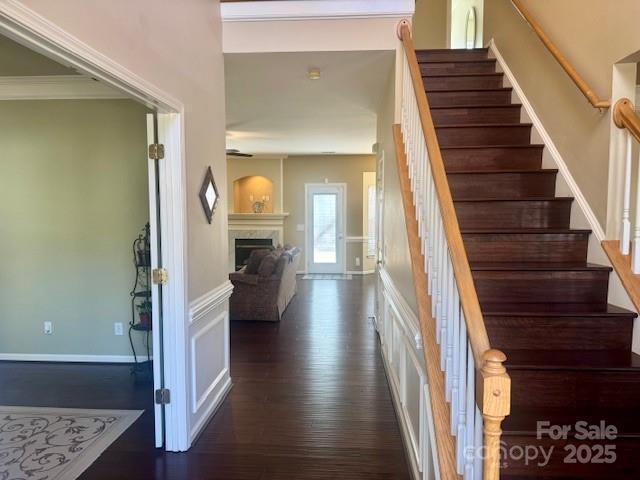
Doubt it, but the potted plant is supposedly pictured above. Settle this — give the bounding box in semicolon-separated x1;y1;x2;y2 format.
137;300;152;328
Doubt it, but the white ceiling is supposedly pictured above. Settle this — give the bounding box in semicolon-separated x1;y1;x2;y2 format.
225;50;395;155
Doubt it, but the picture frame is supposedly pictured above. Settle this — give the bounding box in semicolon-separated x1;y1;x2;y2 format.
199;166;219;224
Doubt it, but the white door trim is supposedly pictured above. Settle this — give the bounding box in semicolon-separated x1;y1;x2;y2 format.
304;183;347;274
0;1;189;452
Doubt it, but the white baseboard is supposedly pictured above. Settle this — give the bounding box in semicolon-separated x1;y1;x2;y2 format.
189;375;232;444
346;269;375;275
0;353;142;363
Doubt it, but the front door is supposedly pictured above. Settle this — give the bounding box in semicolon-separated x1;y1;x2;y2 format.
306;184;346;274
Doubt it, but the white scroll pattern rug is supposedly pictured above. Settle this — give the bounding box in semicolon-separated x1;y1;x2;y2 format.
0;406;142;480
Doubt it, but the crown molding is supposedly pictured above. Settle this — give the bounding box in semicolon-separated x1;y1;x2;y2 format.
0;74;127;100
221;0;415;22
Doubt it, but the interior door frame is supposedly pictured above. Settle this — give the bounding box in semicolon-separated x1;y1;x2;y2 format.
0;3;190;452
305;182;347;274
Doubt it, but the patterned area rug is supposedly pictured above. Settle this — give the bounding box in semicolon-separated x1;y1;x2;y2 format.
301;274;353;280
0;406;142;480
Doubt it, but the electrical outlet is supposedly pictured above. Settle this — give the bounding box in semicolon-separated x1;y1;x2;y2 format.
43;321;53;335
355;257;361;267
114;322;124;336
296;224;305;232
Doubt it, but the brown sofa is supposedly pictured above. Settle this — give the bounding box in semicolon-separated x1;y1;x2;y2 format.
229;246;301;321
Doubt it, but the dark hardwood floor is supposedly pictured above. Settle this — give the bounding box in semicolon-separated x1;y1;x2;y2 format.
0;276;410;479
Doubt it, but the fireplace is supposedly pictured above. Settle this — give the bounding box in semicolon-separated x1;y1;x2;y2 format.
234;238;274;271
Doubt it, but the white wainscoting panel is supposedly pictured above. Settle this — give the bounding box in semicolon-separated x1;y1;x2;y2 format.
377;268;435;480
187;282;233;443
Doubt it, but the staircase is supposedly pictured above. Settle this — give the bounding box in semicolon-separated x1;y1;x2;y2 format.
419;48;640;478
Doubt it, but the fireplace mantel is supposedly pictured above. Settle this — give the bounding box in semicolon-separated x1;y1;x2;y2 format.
228;213;289;222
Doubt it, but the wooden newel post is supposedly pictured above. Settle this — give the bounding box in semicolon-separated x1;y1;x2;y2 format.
478;349;511;480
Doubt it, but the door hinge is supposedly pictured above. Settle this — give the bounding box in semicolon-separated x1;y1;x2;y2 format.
155;388;171;405
152;268;169;285
148;143;165;160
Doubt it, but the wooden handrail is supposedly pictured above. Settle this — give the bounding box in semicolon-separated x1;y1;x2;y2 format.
398;22;510;480
614;98;640;144
510;0;610;110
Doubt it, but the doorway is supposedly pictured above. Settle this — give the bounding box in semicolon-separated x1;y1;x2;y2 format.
305;183;346;274
0;14;187;452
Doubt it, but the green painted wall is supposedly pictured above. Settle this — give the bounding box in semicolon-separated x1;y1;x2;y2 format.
0;99;151;357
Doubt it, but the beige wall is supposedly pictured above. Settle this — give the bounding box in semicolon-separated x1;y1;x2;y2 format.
227;156;282;212
484;0;640;228
283;155;376;272
377;69;418;313
19;0;229;302
362;171;377;272
413;0;448;49
0;99;149;356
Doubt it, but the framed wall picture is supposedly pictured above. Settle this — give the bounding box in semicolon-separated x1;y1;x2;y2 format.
199;166;219;224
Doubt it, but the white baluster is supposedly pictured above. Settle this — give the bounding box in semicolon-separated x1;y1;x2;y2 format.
448;281;460;414
621;132;632;255
464;343;475;479
455;311;468;473
440;252;449;369
474;405;483;480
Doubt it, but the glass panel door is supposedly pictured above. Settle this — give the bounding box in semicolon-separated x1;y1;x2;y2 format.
313;193;337;264
307;184;345;274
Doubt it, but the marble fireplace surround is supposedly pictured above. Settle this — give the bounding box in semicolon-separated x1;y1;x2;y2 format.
228;213;289;272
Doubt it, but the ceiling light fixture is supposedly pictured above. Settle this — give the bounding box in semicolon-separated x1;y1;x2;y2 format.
307;68;321;80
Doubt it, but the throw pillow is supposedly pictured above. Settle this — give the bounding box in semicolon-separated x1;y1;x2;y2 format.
246;248;271;274
258;251;280;277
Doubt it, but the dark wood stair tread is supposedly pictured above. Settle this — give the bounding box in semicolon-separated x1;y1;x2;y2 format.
504;350;640;371
462;228;590;233
449;168;557;175
417;48;489;53
440;144;544;150
418;59;496;64
470;262;611;272
422;72;504;78
455;196;573;202
436;122;533;128
431;104;521;109
426;87;513;93
481;302;634;317
503;406;640;437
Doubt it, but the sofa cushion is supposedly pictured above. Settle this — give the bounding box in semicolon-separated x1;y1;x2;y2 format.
258;251;280;277
246;248;272;274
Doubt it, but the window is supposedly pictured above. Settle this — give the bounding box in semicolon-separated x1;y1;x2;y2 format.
367;184;376;257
